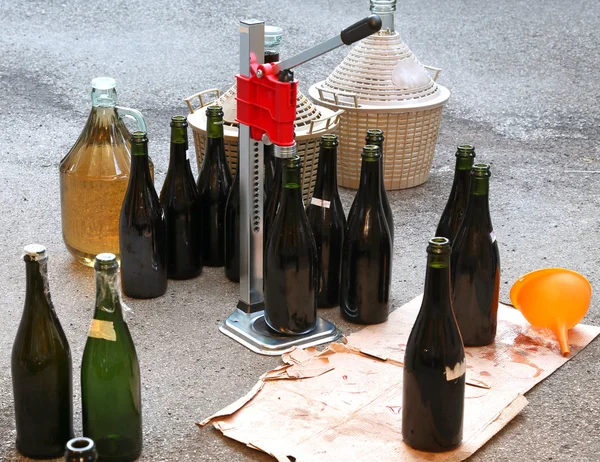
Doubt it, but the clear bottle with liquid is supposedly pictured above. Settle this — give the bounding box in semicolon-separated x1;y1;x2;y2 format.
60;77;151;267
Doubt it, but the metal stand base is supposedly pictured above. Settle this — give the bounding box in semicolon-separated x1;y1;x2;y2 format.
220;309;341;356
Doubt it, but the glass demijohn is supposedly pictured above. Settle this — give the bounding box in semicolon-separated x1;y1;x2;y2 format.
60;77;149;266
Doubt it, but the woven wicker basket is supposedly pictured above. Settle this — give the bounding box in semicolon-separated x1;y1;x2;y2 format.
309;30;450;190
185;87;342;203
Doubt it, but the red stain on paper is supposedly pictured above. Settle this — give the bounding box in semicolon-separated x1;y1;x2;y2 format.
386;406;402;415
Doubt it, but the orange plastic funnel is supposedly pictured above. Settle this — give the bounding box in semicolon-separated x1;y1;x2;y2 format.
510;268;592;356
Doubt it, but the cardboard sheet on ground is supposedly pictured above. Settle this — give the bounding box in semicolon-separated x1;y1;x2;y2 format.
199;295;600;461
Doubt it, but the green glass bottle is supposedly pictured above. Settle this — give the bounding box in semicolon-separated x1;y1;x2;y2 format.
365;129;394;243
197;105;232;267
81;253;142;462
120;131;167;299
451;163;501;346
435;145;476;243
403;237;465;452
264;155;318;334
306;134;346;308
64;437;98;462
11;244;73;459
341;145;392;324
159;116;202;280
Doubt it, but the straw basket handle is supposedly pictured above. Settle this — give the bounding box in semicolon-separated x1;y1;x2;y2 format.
315;87;361;109
184;88;221;114
308;110;344;134
423;65;442;82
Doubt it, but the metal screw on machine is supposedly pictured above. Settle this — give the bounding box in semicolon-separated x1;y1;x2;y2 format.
220;15;382;355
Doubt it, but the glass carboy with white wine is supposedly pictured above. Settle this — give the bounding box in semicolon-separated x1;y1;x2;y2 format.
60;77;150;266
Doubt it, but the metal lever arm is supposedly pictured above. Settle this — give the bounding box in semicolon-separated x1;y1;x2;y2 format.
276;15;382;72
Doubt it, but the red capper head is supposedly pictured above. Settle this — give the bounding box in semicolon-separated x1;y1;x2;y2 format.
235;53;297;146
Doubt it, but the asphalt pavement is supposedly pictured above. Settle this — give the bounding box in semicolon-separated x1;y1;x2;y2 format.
1;0;599;461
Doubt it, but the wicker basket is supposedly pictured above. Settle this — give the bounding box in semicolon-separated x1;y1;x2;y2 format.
185;87;342;203
308;30;450;190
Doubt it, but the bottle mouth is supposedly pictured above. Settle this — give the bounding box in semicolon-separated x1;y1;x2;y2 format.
67;437;95;452
427;237;451;255
131;131;148;143
170;115;188;127
23;244;47;261
206;105;224;117
472;163;491;177
361;144;381;161
285;155;302;169
91;77;116;90
320;133;338;147
95;253;118;270
456;144;476;158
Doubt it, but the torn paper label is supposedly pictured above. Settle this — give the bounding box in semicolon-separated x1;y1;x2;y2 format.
310;197;331;208
446;359;467;381
88;319;117;342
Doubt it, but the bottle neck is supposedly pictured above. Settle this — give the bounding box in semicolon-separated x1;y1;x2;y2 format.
464;177;492;228
24;259;50;307
370;0;395;33
94;268;124;319
280;165;303;209
207;115;224;139
421;253;452;312
169;141;187;170
358;158;382;199
314;145;338;197
131;142;152;179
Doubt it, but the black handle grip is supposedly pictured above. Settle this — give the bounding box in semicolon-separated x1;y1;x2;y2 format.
340;15;382;45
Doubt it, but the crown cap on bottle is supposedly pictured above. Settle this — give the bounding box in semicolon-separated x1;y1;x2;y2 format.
95;253;118;270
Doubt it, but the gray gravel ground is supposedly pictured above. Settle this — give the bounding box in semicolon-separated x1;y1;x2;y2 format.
1;0;600;461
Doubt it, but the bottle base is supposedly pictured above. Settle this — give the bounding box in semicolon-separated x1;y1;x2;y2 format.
65;242;120;268
402;437;462;453
264;317;317;336
341;308;388;325
16;441;67;460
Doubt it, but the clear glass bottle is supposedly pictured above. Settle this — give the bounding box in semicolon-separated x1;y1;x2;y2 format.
60;77;150;267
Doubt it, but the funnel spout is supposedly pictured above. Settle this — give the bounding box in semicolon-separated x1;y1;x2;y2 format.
555;324;570;357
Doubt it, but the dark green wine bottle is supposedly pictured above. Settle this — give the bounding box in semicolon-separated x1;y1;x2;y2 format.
65;437;98;462
120;131;167;298
264;156;283;244
11;244;73;459
159;116;202;280
197;105;232;267
451;163;500;346
81;253;142;462
341;145;392;324
306;134;346;308
224;147;240;282
435;145;476;243
365;129;394;243
403;237;465;452
264;155;318;334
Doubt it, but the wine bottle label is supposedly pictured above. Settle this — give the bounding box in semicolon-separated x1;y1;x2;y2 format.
310;197;331;209
445;359;466;381
88;319;117;342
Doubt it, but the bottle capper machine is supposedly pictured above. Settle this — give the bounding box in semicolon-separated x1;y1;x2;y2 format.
220;15;382;355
